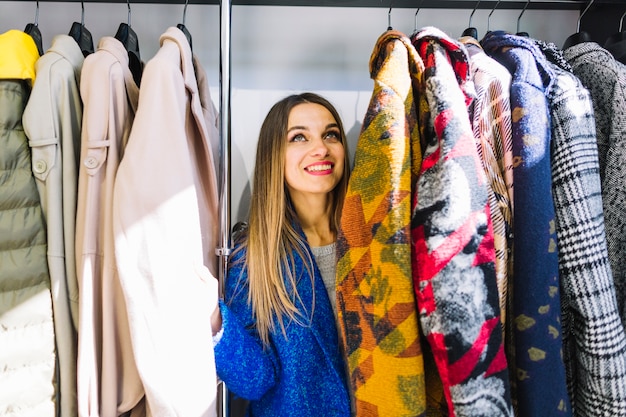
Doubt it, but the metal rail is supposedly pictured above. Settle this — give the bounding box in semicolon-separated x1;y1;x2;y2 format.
10;0;614;9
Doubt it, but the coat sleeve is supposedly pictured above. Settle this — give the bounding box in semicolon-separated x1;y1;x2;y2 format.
214;248;279;401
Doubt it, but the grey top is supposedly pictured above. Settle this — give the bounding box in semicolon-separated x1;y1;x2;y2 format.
311;242;337;317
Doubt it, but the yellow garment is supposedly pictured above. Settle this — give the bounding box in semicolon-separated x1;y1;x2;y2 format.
0;30;39;82
336;30;427;416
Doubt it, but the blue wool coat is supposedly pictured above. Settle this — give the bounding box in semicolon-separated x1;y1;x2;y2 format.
482;31;571;417
214;240;351;417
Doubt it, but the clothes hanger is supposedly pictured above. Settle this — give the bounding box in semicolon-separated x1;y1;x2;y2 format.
412;0;424;35
24;0;44;56
516;0;530;37
115;0;142;85
461;0;481;39
387;4;393;31
562;0;594;50
177;0;193;51
69;0;94;56
486;0;502;35
604;10;626;49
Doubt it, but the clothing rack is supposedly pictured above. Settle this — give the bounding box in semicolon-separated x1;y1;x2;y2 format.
217;2;231;416
213;2;623;416
16;0;614;7
210;2;621;417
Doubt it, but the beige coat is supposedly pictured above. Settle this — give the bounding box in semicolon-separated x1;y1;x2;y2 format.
23;34;85;417
75;36;142;417
112;27;220;417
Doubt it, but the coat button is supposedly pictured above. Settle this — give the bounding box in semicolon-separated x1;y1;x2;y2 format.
33;160;47;173
84;156;98;168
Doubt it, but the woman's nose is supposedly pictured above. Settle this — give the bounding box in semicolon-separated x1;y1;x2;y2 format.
310;137;330;157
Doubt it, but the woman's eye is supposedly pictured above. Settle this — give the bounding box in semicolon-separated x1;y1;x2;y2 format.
325;131;340;142
289;133;307;143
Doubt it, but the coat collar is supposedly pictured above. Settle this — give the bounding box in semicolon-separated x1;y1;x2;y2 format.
47;34;85;84
412;26;476;106
481;30;555;93
96;36;140;114
157;27;219;222
159;26;196;98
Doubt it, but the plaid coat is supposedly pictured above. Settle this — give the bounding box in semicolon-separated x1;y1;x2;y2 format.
563;43;626;329
540;40;626;417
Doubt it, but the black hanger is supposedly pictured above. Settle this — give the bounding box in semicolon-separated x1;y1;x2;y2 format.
177;0;193;51
604;10;626;48
115;0;142;85
461;0;480;39
24;0;43;56
516;0;530;37
563;0;594;50
69;1;94;56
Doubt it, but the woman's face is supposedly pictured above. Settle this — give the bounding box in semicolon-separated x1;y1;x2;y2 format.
284;102;345;201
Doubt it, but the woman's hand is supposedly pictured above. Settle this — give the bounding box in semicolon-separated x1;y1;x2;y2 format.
211;303;223;336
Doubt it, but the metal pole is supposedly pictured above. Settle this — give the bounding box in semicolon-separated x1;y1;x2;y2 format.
217;0;232;416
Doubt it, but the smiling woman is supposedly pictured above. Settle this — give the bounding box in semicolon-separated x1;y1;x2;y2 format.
209;93;352;417
284;101;346;240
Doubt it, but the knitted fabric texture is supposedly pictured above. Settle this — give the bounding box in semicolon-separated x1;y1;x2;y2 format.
216;240;351;417
535;39;573;72
336;30;427;417
540;43;626;417
562;42;626;327
410;27;513;417
482;31;571;417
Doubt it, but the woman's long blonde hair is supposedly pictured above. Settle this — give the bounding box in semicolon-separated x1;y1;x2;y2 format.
236;93;350;346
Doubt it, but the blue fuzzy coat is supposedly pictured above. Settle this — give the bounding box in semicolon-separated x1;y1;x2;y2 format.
214;240;351;417
482;31;571;417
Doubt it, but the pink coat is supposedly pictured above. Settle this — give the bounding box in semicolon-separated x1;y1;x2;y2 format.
75;35;142;417
112;27;220;417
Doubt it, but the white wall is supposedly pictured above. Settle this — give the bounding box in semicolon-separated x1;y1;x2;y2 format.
1;2;579;225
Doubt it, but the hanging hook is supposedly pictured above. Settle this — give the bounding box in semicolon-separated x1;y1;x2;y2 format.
34;0;40;26
620;9;626;32
577;0;594;32
414;0;424;32
487;0;502;32
182;0;189;26
127;0;132;26
81;0;85;26
468;0;481;29
517;0;530;34
387;3;393;30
